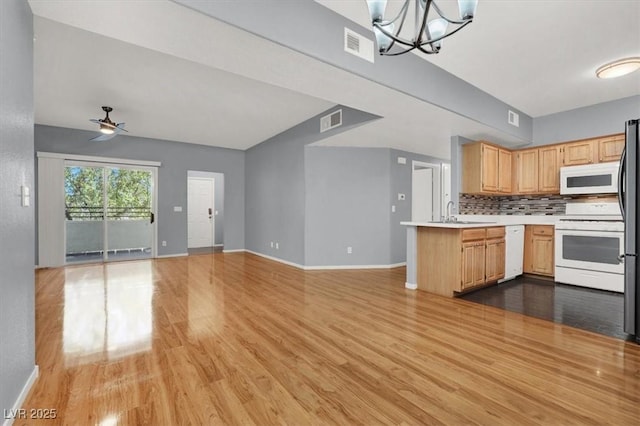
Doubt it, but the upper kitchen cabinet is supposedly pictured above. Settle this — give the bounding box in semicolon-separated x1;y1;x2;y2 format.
598;134;625;163
462;142;512;194
514;149;538;194
538;145;562;193
561;139;597;166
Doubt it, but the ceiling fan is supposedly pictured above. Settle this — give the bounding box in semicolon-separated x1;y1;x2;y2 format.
89;106;128;141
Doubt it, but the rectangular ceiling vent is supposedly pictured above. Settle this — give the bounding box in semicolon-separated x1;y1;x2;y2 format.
344;28;374;63
508;110;520;127
320;109;343;133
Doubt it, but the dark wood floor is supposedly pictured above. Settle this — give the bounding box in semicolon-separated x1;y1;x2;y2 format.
20;253;640;425
462;276;631;340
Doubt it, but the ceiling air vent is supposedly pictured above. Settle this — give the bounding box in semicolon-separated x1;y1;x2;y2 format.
508;110;520;127
320;109;342;133
344;28;374;63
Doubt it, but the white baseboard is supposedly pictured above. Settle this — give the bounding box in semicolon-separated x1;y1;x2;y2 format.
405;282;418;290
222;249;246;253
156;253;188;259
3;365;39;426
214;244;224;247
244;250;406;271
305;262;406;270
245;250;306;269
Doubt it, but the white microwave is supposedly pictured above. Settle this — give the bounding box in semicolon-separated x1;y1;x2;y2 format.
560;162;620;195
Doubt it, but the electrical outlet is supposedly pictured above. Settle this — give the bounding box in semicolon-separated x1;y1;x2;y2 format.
391;205;396;213
162;241;167;247
347;246;353;254
275;242;279;250
270;241;274;248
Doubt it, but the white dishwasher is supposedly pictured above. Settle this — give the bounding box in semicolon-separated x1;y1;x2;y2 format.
499;225;525;282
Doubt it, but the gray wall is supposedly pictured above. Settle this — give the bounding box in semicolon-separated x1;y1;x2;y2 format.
305;147;391;266
35;125;245;256
450;135;474;211
389;148;448;264
176;0;533;141
0;0;36;414
533;95;640;145
245;105;379;265
187;170;225;246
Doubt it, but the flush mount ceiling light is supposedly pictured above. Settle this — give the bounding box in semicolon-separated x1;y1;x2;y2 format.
596;57;640;79
366;0;477;56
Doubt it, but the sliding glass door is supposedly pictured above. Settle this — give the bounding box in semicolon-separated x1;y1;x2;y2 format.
65;162;155;263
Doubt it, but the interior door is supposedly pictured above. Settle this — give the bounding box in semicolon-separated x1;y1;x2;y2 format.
412;168;434;222
188;177;214;248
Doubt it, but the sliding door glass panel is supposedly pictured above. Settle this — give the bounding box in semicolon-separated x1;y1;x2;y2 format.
65;166;104;263
105;167;153;261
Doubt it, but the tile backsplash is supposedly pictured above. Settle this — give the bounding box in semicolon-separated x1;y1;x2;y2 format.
459;194;573;215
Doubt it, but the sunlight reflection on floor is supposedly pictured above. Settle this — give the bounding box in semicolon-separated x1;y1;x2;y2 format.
63;262;153;365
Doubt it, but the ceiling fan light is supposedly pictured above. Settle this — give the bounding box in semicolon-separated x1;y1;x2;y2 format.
100;124;114;135
373;22;395;53
458;0;478;20
596;57;640;79
366;0;388;22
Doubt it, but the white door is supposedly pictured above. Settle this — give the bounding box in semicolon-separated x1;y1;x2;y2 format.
412;168;434;222
188;177;214;248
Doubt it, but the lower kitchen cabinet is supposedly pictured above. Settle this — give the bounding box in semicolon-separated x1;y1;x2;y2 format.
461;240;485;290
417;226;505;296
485;237;506;282
524;225;554;277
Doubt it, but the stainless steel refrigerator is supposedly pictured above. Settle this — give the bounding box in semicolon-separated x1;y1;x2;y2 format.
621;119;639;341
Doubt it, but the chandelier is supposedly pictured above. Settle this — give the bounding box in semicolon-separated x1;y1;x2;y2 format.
366;0;478;55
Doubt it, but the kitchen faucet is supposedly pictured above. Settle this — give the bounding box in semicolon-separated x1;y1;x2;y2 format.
446;200;455;222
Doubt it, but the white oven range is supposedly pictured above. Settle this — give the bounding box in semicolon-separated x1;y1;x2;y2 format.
555;202;624;293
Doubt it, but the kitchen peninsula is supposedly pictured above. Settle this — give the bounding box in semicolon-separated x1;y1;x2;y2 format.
402;221;507;297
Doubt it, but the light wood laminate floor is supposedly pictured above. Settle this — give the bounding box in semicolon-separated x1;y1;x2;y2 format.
21;253;640;425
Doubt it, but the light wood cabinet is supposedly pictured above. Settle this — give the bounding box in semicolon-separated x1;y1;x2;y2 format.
461;133;624;197
598;134;625;163
485;238;506;283
498;149;513;193
462;142;512;194
523;225;554;277
481;144;499;192
561;140;597;166
417;226;505;296
461;240;485;290
538;145;561;193
514;149;539;194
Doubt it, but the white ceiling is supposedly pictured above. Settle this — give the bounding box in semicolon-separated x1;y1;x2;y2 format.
28;0;640;159
317;0;640;117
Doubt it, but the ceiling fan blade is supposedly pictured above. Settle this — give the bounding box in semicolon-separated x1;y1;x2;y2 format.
89;118;101;124
116;123;128;132
89;132;117;142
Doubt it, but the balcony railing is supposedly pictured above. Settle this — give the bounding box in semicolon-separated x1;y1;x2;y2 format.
65;206;151;221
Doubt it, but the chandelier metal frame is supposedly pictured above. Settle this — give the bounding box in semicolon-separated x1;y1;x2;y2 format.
369;0;476;56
